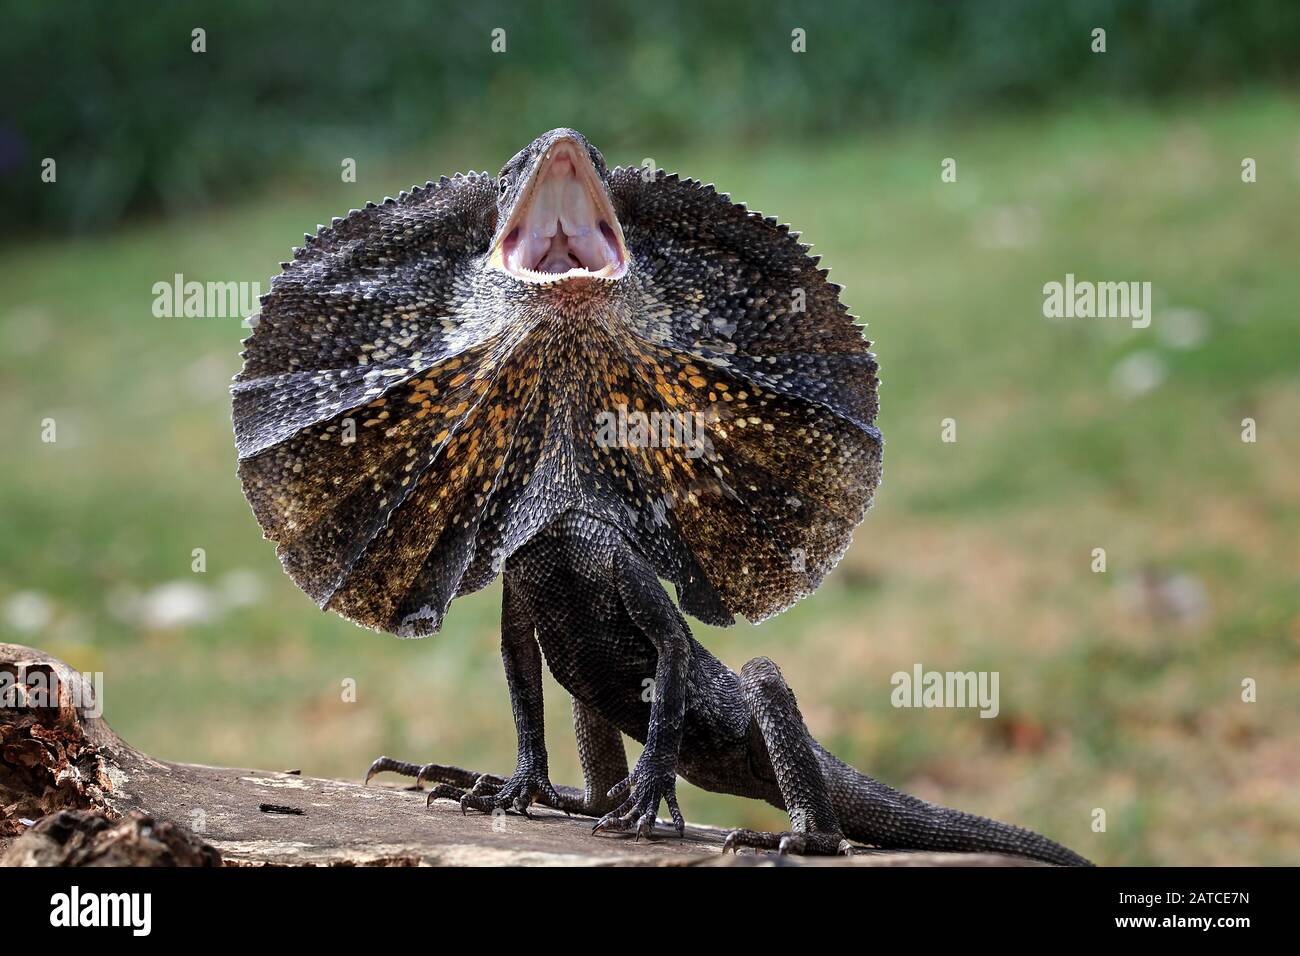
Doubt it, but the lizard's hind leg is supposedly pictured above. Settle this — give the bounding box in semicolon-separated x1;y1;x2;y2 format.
441;699;630;818
725;663;1093;865
373;576;630;819
723;657;853;856
364;757;503;792
572;696;630;816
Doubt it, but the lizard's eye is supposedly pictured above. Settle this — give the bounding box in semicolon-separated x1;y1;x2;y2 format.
498;176;510;197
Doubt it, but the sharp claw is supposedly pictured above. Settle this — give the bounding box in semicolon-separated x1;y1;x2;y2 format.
637;813;657;841
594;811;633;835
424;784;464;808
721;828;847;857
665;792;685;837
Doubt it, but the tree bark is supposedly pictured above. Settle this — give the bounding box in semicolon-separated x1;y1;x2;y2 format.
0;643;1037;867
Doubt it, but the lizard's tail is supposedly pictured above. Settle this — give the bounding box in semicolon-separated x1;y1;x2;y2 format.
818;746;1093;866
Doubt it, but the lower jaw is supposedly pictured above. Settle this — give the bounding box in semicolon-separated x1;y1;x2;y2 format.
502;264;626;285
498;249;627;282
501;232;625;281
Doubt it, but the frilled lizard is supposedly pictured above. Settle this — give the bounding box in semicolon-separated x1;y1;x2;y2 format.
232;129;1089;865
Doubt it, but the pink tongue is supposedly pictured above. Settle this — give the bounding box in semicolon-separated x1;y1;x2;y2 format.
537;235;578;273
524;227;608;273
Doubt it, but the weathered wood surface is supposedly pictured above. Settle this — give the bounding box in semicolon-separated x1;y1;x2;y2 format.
0;643;1036;867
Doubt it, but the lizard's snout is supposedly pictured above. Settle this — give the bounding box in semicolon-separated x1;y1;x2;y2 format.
491;137;628;282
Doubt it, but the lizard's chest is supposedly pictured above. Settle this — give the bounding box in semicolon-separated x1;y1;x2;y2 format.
507;525;657;734
534;604;657;719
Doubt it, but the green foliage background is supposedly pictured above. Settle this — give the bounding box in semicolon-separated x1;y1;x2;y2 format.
5;0;1300;232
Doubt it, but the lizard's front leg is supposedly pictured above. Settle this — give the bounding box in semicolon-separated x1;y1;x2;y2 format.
447;571;568;816
592;545;689;840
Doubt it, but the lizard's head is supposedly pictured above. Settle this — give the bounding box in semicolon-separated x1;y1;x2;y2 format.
488;128;629;283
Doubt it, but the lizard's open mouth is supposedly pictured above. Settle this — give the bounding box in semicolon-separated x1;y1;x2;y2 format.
491;138;628;282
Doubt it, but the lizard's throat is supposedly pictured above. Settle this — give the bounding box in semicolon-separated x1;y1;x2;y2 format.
491;143;628;282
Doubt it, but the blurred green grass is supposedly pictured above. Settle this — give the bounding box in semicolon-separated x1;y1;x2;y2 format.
2;93;1298;865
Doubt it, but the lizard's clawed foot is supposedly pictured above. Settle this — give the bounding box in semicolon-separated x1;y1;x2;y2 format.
432;763;565;818
591;761;685;841
722;828;854;857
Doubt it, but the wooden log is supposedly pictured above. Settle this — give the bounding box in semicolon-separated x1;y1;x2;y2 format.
0;643;1038;867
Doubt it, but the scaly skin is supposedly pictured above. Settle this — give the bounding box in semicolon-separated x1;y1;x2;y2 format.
371;513;1091;865
237;129;1090;865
